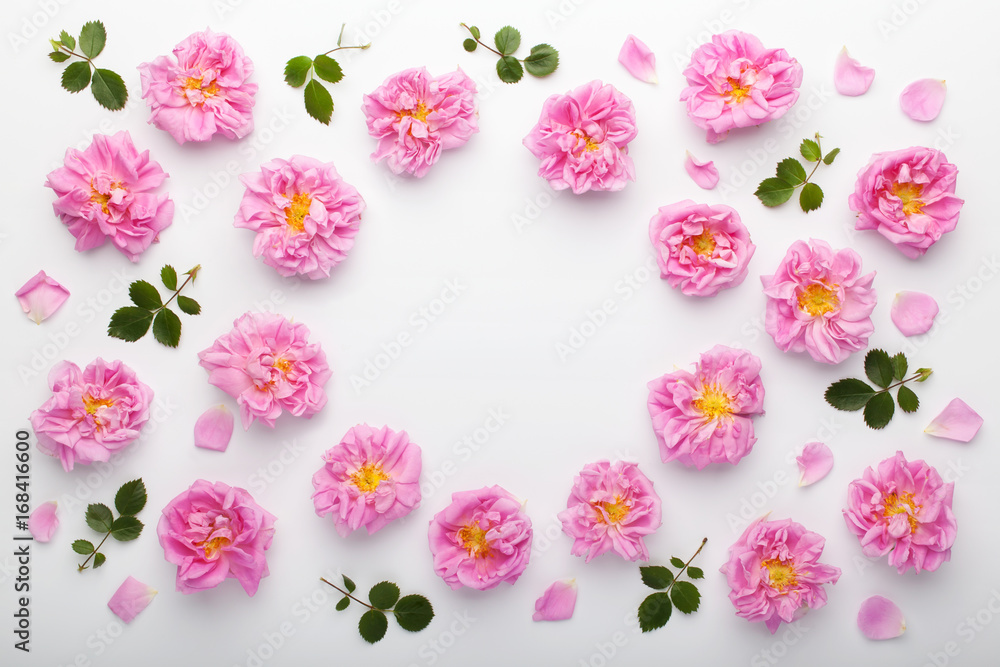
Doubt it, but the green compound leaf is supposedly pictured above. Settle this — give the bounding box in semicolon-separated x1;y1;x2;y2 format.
496;56;523;83
72;539;95;555
463;38;477;52
799;182;824;212
114;479;147;516
85;503;114;533
61;61;92;93
358;610;388;644
897;385;920;413
304;79;333;124
108;307;153;342
670;581;701;614
800;138;821;162
864;349;895;389
638;592;672;632
368;581;401;609
91;69;128;110
129;280;161;310
863;391;895;430
494;26;521;55
284;56;312;87
524;43;559;77
313;54;344;84
393;595;434;632
79;20;107;59
754;177;796;207
775;158;807;185
825;378;877;411
110;515;143;542
640;566;673;590
160;265;178;291
152;308;182;348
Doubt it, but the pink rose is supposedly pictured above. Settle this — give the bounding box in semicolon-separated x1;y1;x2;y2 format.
848;146;964;259
680;30;802;144
30;359;153;472
761;239;876;365
523;80;637;194
649;200;755;297
44;131;174;262
157;480;276;596
138;29;257;144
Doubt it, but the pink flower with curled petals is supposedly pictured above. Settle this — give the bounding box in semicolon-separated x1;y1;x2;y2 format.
858;595;906;640
311;424;421;537
647;345;765;469
834;48;875;96
891;291;938;336
900;79;947;121
16;271;70;324
680;30;803;143
761;239;877;364
619;35;657;84
721;517;841;634
523;80;637;194
558;460;661;562
925;399;983;443
194;405;234;452
108;576;157;624
428;485;532;591
137;29;257;144
28;501;58;542
684;152;719;190
844;451;957;574
796;443;833;487
533;579;578;621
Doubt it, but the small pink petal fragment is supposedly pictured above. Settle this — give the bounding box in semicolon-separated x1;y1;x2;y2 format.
891;291;939;336
15;271;70;324
858;595;906;640
533;579;578;621
108;576;157;624
900;79;947;121
618;35;658;84
834;47;875;96
27;501;59;542
194;404;235;451
684;151;720;190
796;442;833;487
925;399;983;442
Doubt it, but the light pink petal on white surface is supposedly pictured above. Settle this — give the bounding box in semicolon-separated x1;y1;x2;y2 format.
858;595;906;640
796;442;833;486
618;35;658;84
108;576;157;624
900;79;947;121
15;270;70;324
834;47;875;96
194;404;235;451
27;501;59;542
684;151;720;190
924;399;983;442
533;579;578;621
891;291;939;336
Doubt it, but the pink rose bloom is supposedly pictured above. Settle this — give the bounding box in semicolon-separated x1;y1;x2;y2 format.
312;424;421;537
234;156;366;279
158;480;276;596
721;517;842;634
681;30;803;143
848;147;964;259
761;239;876;365
138;29;257;144
649;200;755;297
30;359;153;472
647;345;764;469
198;312;331;429
362;67;478;177
428;485;532;591
44;131;173;262
843;451;957;574
523;80;637;194
558;460;661;562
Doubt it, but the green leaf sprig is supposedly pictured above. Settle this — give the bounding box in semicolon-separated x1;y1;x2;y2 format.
754;133;840;212
73;479;146;571
825;349;932;429
49;21;128;110
637;538;707;633
321;575;434;644
108;264;201;348
284;24;370;124
460;23;558;83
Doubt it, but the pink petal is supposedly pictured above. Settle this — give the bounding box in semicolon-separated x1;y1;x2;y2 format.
618;35;657;84
858;595;906;640
194;404;235;451
796;442;833;487
108;576;157;624
15;270;70;324
684;151;720;190
925;399;983;443
891;291;939;336
27;501;59;542
834;47;875;96
900;79;947;121
533;579;578;621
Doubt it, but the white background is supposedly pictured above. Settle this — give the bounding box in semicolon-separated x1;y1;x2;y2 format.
3;0;999;665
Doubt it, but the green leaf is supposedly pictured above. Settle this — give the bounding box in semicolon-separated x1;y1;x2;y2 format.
176;296;201;316
393;594;434;632
129;280;161;309
863;391;895;430
49;51;71;63
687;566;704;580
313;55;343;84
343;575;356;593
61;61;92;93
335;596;350;611
160;265;177;291
638;593;672;632
358;610;388;644
670;581;701;614
640;566;673;590
891;352;908;381
108;307;153;342
864;349;895;389
85;504;114;533
496;56;523;83
79;21;107;59
463;38;477;52
284;56;313;87
72;539;94;555
800;138;821;162
369;581;401;609
494;26;521;55
93;552;107;568
110;516;143;542
775;158;807;185
50;39;62;52
754;177;796;207
823;148;841;165
799;182;824;212
91;69;128;110
825;378;877;411
897;385;919;413
469;26;480;40
669;557;686;569
60;30;76;50
524;44;559;77
152;308;182;348
114;479;147;516
304;79;333;124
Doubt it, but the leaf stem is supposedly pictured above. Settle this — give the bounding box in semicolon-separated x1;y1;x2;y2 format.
57;44;93;65
320;578;384;611
325;25;370;54
801;134;823;185
880;372;927;393
78;531;111;571
460;23;505;58
158;265;199;313
670;537;707;588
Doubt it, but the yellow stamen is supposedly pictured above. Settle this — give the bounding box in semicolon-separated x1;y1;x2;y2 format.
797;283;840;317
397;101;431;123
272;357;293;375
571;131;600;152
89;179;124;215
882;492;921;534
762;559;798;592
726;77;751;103
891;182;926;216
693;384;732;421
199;536;230;559
349;462;389;493
183;76;220;100
82;395;114;426
688;229;717;257
594;497;630;524
457;523;492;558
283;193;312;233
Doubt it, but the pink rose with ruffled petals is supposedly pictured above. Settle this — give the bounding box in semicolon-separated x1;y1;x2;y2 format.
523;80;637;194
558;460;661;562
849;147;963;259
647;345;764;469
44;131;173;262
721;517;841;634
362;67;478;177
761;239;876;365
138;29;256;144
234;156;365;279
30;358;153;472
649;200;755;297
428;485;532;591
198;312;330;429
844;451;957;574
312;424;421;537
681;30;802;144
158;480;275;596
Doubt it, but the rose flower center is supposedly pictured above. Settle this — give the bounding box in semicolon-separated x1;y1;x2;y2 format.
693;384;732;420
726;77;751;103
891;181;926;216
349;462;390;493
687;229;717;257
882;491;921;533
90;179;126;215
762;558;798;592
182;75;220;103
284;193;313;233
595;497;631;525
797;283;841;317
458;523;492;558
571;131;601;153
398;101;431;123
200;536;230;559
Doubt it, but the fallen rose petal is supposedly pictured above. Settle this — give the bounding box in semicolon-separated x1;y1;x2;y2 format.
684;151;720;190
925;399;983;442
194;404;235;451
891;291;939;336
900;79;947;121
618;35;657;84
796;442;833;486
15;271;70;324
834;47;875;96
858;595;906;640
533;579;578;621
108;576;157;623
27;501;58;542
